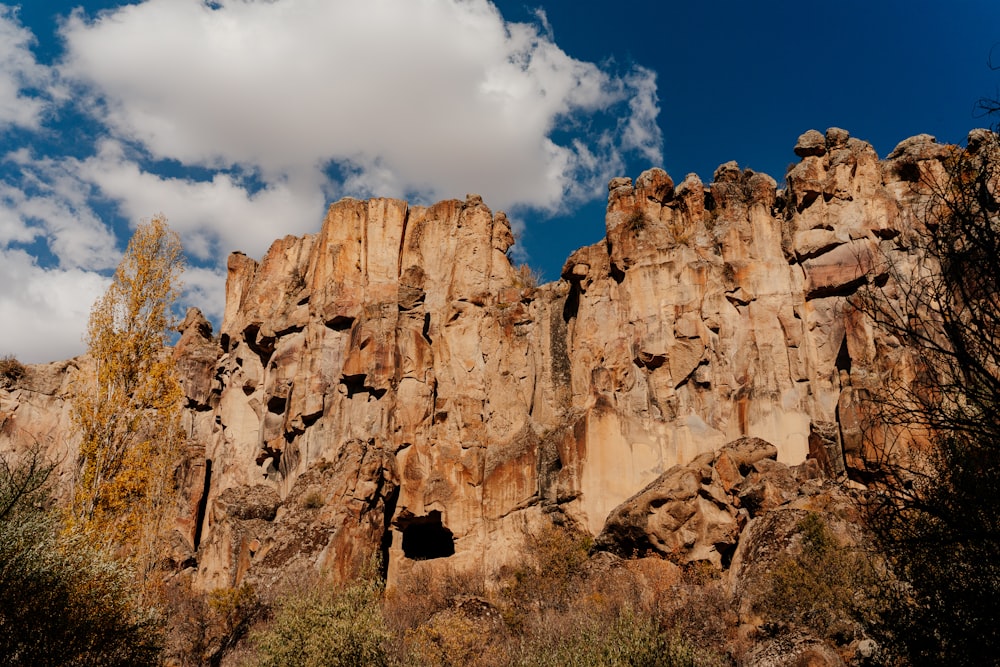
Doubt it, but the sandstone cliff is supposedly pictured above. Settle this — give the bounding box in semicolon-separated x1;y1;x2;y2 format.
0;127;957;595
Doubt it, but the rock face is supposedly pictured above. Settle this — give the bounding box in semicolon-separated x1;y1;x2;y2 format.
0;128;962;593
593;437;823;568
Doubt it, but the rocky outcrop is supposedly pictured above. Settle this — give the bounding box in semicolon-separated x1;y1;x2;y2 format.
593;437;822;567
0;128;965;595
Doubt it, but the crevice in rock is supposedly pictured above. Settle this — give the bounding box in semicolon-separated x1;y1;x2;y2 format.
256;445;282;468
835;334;852;377
872;227;900;240
718;541;736;569
266;394;287;414
422;312;433;344
796;190;820;212
244;324;275;366
274;323;305;338
609;262;626;284
796;241;846;262
380;486;400;579
193;459;212;552
806;275;867;300
895;160;921;183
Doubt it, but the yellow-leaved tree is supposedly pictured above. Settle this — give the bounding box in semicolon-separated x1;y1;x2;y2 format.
71;214;186;583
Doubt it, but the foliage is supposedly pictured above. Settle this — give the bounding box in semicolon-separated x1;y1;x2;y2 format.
70;214;186;582
755;513;878;643
652;563;735;659
301;489;325;509
512;609;701;667
0;442;52;522
856;130;1000;663
501;523;592;628
251;572;390;667
206;583;261;661
513;263;541;289
0;447;163;666
404;607;506;667
0;354;26;386
625;210;648;232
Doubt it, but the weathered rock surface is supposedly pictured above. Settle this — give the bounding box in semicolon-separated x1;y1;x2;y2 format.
593;437;827;567
0;128;967;595
743;631;846;667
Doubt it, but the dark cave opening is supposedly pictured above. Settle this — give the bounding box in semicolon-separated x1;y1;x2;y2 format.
835;333;852;376
400;510;455;560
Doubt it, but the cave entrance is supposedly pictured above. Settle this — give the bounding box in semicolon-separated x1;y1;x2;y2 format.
400;510;455;560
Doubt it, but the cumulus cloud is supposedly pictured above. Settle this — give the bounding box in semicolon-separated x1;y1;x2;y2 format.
0;248;109;363
182;265;227;326
0;7;50;131
76;140;326;260
0;0;664;363
59;0;661;212
1;149;120;270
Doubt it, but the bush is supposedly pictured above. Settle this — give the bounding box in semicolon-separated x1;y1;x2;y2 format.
625;210;648;232
755;513;877;643
513;264;541;289
500;524;592;629
855;129;1000;663
251;572;390;667
405;606;507;667
301;490;325;509
0;447;164;666
0;354;25;386
513;608;701;667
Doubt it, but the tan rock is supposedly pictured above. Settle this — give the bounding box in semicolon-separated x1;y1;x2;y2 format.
0;129;962;597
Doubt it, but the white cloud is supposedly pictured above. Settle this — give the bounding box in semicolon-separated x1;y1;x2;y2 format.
0;248;109;363
59;0;661;212
621;66;663;165
76;140;325;260
181;265;227;327
1;149;120;270
0;7;49;131
0;0;665;364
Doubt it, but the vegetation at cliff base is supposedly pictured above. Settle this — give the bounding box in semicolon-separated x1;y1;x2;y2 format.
0;446;163;666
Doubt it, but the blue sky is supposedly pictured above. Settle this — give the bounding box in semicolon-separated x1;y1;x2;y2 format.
2;1;999;363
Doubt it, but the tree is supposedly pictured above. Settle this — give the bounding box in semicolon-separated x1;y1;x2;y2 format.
70;214;186;583
856;130;1000;663
0;446;163;666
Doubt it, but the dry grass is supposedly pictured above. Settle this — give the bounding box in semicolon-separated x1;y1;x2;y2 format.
0;354;25;386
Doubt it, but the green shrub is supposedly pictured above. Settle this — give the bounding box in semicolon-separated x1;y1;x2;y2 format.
0;447;163;666
514;608;700;667
755;513;877;642
252;573;390;667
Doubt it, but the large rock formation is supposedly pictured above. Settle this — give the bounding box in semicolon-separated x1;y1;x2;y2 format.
0;128;959;594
